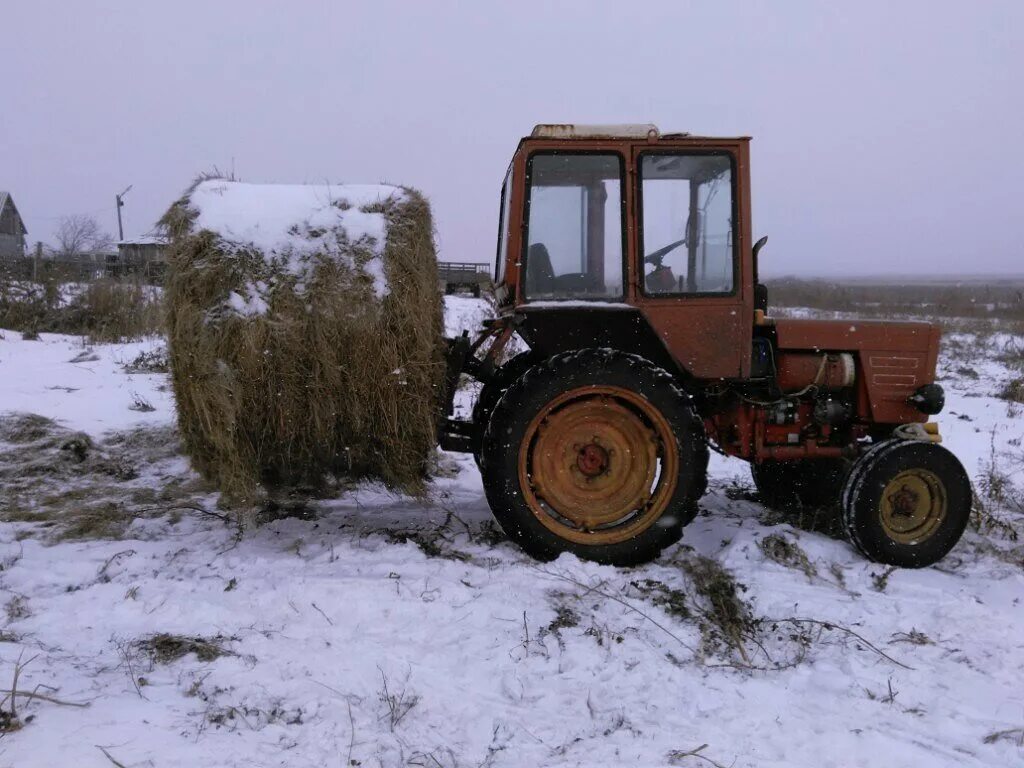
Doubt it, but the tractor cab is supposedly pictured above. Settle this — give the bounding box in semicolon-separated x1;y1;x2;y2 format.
492;124;756;380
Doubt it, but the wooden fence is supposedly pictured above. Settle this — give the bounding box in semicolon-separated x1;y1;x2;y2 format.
0;251;165;285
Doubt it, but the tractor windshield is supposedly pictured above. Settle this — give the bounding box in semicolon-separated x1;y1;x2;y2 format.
522;153;624;301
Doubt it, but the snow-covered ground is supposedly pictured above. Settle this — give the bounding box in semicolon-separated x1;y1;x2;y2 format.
0;301;1022;767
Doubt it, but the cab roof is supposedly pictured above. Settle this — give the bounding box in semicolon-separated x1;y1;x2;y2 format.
528;124;750;141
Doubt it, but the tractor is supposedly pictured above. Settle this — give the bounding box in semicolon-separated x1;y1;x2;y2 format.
440;124;968;568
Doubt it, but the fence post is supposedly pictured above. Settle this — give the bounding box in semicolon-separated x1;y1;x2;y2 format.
33;241;42;282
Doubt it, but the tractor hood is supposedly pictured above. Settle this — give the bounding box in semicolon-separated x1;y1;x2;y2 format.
773;317;940;356
773;317;942;423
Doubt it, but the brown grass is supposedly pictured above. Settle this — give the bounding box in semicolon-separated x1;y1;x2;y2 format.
766;277;1024;322
680;555;756;660
760;533;817;579
70;280;163;343
998;378;1024;404
0;414;207;543
136;633;234;664
161;178;444;502
0;273;162;342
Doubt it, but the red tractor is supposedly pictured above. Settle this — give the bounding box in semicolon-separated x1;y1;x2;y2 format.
441;124;968;568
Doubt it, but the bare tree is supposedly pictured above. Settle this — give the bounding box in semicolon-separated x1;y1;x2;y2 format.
51;215;114;260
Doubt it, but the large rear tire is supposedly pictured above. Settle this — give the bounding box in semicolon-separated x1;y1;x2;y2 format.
480;349;708;566
841;439;971;567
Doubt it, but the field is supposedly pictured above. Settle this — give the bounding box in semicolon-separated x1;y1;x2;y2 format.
0;290;1022;767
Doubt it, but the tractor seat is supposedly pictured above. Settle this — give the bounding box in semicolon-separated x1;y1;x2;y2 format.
526;243;555;296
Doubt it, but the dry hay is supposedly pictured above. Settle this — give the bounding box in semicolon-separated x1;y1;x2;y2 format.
161;177;444;502
759;533;818;579
136;633;234;664
0;413;205;541
0;414;136;490
680;555;757;661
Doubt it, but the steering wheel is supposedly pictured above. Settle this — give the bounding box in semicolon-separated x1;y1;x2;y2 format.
643;237;687;268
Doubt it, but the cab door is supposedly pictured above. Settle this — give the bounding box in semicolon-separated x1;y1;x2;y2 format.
630;141;753;379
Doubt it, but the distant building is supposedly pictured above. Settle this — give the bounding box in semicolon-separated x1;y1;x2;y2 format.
0;192;27;258
113;236;168;282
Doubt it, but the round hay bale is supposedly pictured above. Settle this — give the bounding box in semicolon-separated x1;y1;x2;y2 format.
160;177;444;501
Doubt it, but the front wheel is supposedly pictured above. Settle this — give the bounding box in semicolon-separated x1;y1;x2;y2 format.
480;349;708;566
841;439;971;567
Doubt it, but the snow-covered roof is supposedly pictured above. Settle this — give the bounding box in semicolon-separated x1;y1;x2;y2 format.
118;235;168;246
531;124;665;139
527;124;749;142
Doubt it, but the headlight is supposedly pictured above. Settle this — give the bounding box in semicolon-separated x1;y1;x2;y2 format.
908;383;945;415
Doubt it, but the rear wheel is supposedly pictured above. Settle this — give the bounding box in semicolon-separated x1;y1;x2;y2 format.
751;459;850;510
841;439;971;567
480;349;708;566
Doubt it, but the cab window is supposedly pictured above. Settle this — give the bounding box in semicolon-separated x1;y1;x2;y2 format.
523;153;624;300
495;164;513;283
639;153;735;295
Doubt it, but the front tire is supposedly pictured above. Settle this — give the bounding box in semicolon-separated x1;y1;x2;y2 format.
841;439;971;567
480;349;708;566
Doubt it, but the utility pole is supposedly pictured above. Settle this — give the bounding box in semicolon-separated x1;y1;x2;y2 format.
115;184;133;242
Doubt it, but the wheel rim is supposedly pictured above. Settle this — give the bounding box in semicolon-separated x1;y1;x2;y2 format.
878;468;948;544
517;385;679;545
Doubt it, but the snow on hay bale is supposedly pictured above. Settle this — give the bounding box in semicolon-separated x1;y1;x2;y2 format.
160;178;444;500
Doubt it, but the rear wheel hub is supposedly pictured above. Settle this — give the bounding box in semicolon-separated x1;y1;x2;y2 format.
518;385;679;545
576;442;609;477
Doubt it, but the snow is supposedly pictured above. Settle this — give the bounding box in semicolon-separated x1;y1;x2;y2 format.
118;235;168;246
0;299;1023;767
443;294;494;338
0;331;170;434
525;300;634;310
187;180;407;304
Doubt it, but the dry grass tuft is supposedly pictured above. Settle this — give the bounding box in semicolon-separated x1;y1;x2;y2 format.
759;533;817;579
161;178;444;503
998;378;1024;404
680;556;756;660
631;578;690;620
0;414;60;444
56;502;135;541
136;633;234;664
123;347;169;374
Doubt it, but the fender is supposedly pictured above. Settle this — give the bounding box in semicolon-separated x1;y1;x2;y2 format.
513;305;689;381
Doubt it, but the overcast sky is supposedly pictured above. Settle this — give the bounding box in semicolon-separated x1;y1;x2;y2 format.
4;1;1021;276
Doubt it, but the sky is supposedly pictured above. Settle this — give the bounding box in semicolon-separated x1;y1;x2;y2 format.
3;0;1021;277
